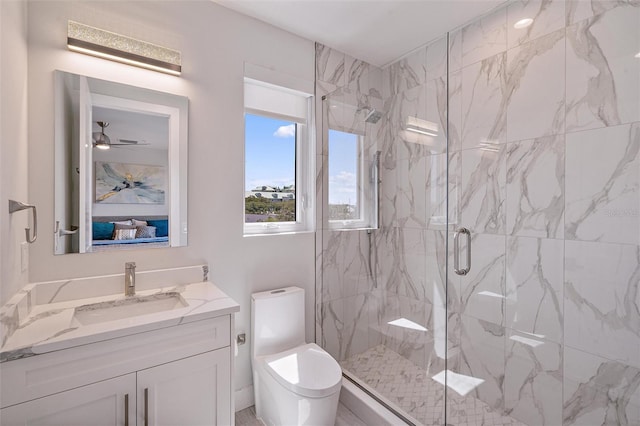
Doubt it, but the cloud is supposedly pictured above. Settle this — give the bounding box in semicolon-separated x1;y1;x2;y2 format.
329;171;357;204
273;124;296;138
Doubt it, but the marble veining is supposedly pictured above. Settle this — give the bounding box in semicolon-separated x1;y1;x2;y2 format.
563;347;640;425
565;4;640;133
384;48;426;98
504;330;563;425
507;0;566;49
565;0;640;26
460;234;507;325
506;135;565;239
388;229;427;300
458;316;506;411
461;52;507;150
565;123;640;244
317;3;640;425
506;236;564;343
389;84;429;160
45;280;73;304
321;230;372;302
0;303;19;348
345;54;369;87
564;240;640;368
396;156;428;229
460;145;507;235
316;43;344;85
506;28;565;143
0;271;238;363
462;7;507;68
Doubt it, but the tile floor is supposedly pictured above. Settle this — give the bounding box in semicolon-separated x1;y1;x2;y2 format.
341;345;525;426
235;403;368;426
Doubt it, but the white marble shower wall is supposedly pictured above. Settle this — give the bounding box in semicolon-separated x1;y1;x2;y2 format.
369;31;454;377
315;43;386;362
440;1;640;425
317;0;640;424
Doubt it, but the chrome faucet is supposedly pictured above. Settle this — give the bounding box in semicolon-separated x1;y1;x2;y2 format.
125;262;136;296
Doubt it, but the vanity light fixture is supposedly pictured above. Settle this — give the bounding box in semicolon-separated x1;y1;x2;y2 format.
67;21;182;76
513;18;534;29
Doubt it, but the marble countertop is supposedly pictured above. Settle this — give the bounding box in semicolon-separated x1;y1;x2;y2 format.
0;267;239;363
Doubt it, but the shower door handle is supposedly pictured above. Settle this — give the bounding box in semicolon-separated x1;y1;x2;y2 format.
454;227;471;276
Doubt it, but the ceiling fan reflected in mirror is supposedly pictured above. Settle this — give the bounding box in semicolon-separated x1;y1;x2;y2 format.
92;121;150;150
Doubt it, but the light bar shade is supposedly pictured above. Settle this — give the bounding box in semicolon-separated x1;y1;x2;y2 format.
67;21;181;76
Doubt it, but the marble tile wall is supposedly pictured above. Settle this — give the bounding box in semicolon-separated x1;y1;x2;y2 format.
315;43;384;362
442;1;640;425
318;1;640;425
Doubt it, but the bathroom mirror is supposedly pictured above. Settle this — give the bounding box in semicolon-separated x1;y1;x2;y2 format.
54;71;188;254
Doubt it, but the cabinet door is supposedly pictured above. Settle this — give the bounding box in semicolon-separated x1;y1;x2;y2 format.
137;348;231;426
0;374;136;426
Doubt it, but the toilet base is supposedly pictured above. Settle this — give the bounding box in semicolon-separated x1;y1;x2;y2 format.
254;367;341;426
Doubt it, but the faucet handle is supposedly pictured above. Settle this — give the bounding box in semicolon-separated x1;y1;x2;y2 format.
125;262;136;269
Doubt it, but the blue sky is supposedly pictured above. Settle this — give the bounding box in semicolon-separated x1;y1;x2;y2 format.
245;114;358;204
245;114;296;191
328;129;358;205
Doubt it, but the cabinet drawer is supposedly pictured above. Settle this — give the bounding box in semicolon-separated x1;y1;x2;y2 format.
1;315;230;408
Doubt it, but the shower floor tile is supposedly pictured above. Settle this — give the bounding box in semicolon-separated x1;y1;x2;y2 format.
340;345;525;426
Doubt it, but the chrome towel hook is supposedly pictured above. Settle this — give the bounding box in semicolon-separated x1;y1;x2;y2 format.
8;200;37;243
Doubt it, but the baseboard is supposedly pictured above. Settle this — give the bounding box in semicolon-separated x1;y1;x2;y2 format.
235;385;255;412
340;378;408;426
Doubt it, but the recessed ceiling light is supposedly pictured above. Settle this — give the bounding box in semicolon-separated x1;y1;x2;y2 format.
514;18;533;29
635;52;640;58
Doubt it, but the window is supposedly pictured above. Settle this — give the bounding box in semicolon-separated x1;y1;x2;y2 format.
328;129;378;229
325;98;379;230
244;78;314;235
328;130;361;221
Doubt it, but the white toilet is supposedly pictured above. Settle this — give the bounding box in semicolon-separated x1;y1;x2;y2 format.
251;287;342;426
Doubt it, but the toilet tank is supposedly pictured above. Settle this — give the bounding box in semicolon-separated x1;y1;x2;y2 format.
251;286;306;358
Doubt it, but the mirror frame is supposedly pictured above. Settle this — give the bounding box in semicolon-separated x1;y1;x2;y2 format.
53;70;188;254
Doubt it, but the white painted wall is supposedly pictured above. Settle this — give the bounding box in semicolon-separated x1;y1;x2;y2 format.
0;0;29;306
25;0;316;394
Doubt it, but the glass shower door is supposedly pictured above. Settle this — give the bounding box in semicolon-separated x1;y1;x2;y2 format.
317;42;451;424
446;2;640;425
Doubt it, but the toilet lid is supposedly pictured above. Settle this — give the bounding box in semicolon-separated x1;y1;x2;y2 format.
259;343;342;398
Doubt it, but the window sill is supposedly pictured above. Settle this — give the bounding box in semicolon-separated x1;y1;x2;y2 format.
243;229;315;238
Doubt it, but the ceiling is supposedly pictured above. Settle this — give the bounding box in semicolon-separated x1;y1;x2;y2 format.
93;107;169;149
214;0;507;68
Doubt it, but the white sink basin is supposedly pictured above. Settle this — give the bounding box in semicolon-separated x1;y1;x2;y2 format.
73;292;188;326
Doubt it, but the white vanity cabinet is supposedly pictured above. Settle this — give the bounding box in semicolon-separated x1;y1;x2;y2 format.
0;374;136;425
137;348;231;426
0;315;234;426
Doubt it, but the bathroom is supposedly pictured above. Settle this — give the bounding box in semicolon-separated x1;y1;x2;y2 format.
1;0;639;425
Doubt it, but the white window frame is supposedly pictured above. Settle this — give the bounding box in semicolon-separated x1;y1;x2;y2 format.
327;131;373;230
243;79;315;236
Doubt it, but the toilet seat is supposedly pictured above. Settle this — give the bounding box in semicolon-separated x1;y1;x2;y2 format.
257;343;342;398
